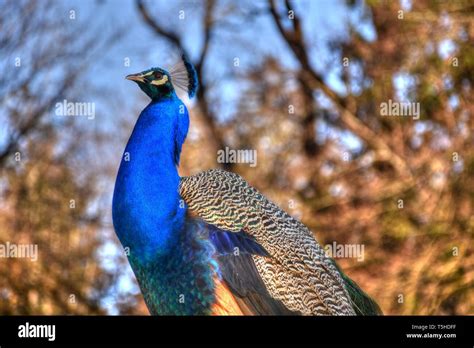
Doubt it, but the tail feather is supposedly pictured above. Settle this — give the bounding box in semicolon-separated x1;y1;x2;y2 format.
330;260;383;315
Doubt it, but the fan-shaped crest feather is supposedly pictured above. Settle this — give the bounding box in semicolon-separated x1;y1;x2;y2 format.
169;53;199;98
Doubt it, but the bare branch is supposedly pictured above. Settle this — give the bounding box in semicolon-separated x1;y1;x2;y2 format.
268;0;414;181
136;0;182;48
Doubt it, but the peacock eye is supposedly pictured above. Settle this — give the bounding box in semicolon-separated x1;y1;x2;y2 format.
154;72;163;79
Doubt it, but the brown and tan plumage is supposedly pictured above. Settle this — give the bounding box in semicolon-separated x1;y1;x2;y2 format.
180;169;382;315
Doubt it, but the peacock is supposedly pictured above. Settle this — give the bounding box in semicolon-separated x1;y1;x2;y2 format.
112;55;382;316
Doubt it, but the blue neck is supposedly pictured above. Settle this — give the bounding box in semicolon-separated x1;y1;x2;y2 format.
112;93;217;315
112;93;189;261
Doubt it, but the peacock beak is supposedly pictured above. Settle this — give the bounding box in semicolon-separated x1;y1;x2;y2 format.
126;73;145;83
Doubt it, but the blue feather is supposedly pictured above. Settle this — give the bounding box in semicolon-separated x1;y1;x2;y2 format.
112;91;218;314
112;94;188;257
181;53;198;98
207;224;270;257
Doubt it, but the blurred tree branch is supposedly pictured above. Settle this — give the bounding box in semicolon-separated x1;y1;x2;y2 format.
268;0;414;182
0;0;134;315
0;0;123;170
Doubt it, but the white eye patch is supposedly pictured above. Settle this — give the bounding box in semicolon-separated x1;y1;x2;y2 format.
150;74;169;86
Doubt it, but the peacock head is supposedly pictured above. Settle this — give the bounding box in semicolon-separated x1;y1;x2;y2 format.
126;54;198;101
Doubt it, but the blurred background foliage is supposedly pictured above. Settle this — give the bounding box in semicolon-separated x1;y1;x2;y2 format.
0;0;472;315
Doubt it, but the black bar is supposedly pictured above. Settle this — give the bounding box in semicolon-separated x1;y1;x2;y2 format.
0;316;472;346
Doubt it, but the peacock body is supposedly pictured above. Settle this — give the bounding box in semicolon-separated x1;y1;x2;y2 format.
112;55;382;316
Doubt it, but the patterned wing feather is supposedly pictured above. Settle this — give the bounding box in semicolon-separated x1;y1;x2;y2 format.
180;169;357;315
202;223;298;315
